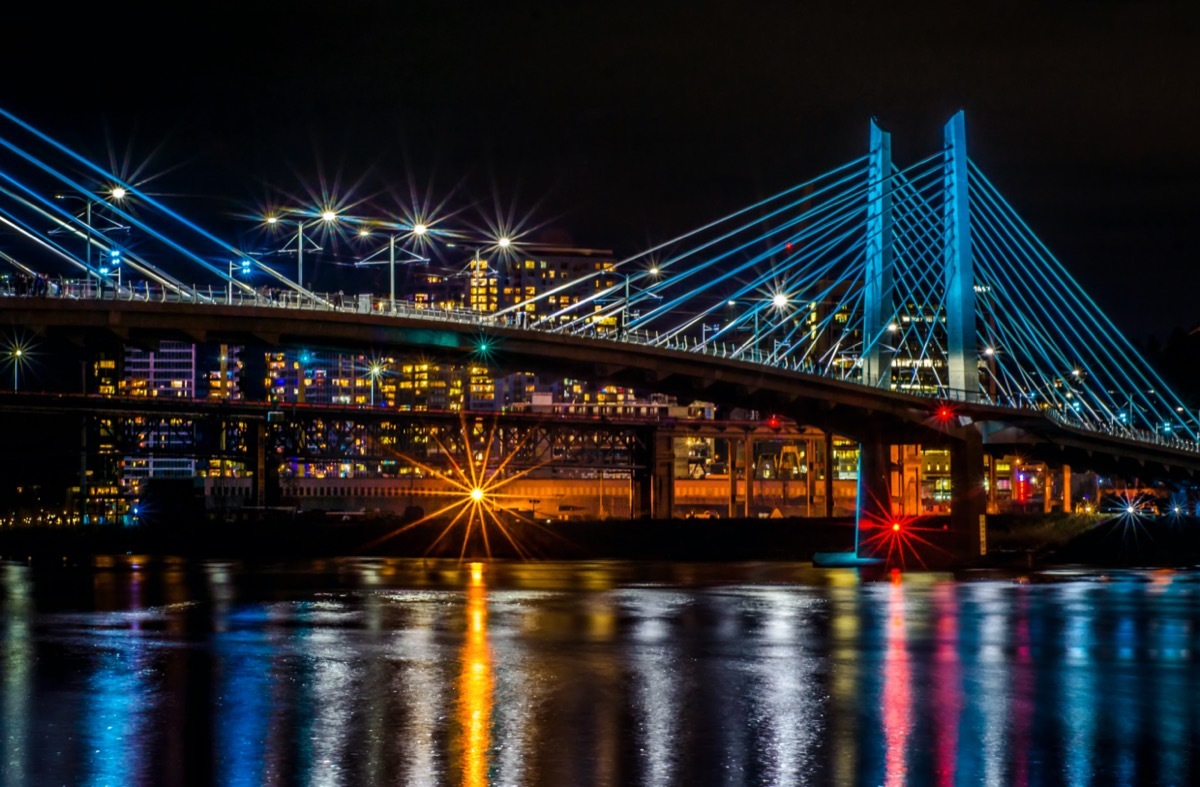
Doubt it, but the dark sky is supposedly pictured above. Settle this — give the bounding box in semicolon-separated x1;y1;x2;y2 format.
2;0;1198;338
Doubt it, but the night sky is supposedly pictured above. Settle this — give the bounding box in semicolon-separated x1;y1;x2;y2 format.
3;0;1198;339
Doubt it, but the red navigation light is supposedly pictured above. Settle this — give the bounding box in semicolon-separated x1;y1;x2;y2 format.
935;403;954;423
766;415;782;431
892;522;901;532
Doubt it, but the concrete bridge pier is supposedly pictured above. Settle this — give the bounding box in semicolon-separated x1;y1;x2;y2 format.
249;421;280;508
253;421;267;507
728;444;738;519
1061;464;1072;513
986;454;999;514
949;427;987;559
823;431;834;517
743;435;755;518
638;429;675;519
854;430;893;560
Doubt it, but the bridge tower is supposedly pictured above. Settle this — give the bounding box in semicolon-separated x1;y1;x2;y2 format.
942;109;977;397
862;118;894;388
849;119;899;561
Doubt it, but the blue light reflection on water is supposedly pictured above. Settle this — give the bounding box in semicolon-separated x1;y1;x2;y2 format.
3;561;1200;785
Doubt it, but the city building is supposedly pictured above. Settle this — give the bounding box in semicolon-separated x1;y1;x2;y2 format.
118;341;198;494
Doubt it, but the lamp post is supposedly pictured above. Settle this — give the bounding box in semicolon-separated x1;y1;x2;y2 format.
296;219;306;287
618;270;663;340
11;347;22;391
228;258;253;305
355;223;429;312
266;211;336;289
56;188;126;296
367;362;384;407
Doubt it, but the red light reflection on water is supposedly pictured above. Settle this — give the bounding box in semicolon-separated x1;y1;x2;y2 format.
1011;605;1034;787
882;570;911;787
932;583;962;787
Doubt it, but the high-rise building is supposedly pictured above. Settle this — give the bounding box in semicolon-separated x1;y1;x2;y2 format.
501;249;619;330
119;341;198;491
205;344;243;400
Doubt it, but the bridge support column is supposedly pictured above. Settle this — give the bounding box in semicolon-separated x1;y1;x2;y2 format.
823;431;834;517
743;436;755;518
650;431;675;519
253;421;267;508
805;438;815;517
986;454;998;514
728;437;738;518
854;431;892;559
950;427;987;560
1062;465;1072;514
1043;466;1054;514
79;416;89;525
943;110;978;398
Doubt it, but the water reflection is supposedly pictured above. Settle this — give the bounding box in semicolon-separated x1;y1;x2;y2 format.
625;588;687;786
881;572;911;787
2;563;31;787
458;562;493;787
3;560;1200;784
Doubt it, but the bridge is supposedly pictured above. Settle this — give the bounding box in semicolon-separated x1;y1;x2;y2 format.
0;108;1194;563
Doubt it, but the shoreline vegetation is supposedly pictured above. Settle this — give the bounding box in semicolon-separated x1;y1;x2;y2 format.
0;512;1195;569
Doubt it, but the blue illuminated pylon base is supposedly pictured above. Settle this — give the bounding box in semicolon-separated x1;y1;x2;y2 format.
812;551;884;568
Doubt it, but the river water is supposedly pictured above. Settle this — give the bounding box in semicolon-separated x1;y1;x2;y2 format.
1;558;1197;786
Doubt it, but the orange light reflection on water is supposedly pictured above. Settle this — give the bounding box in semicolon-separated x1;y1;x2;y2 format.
458;562;493;787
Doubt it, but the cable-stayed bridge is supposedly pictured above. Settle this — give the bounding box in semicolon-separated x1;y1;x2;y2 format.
0;108;1194;561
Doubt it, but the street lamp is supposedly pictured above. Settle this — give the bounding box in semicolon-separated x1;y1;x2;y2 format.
11;347;22;391
367;361;384;407
266;210;336;289
228;257;253;304
55;187;127;296
108;248;122;290
354;226;430;313
617;272;663;340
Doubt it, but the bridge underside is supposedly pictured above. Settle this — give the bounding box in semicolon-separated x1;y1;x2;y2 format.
9;297;1200;480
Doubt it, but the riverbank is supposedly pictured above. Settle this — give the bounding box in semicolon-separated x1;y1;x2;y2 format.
0;513;1193;568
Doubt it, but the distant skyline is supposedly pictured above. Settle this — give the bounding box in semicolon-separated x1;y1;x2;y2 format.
2;0;1198;337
